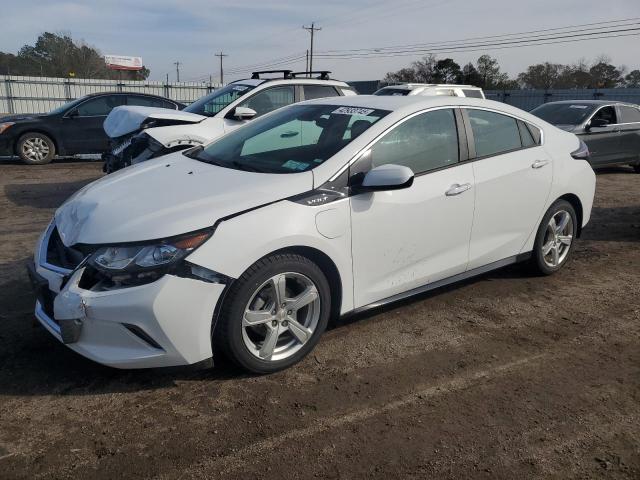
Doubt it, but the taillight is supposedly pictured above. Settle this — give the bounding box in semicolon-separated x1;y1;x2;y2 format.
571;140;590;160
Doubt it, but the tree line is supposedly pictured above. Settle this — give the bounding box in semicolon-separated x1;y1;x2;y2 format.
0;32;150;80
383;54;640;90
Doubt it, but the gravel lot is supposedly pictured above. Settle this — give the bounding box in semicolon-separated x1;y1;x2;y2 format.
0;158;638;479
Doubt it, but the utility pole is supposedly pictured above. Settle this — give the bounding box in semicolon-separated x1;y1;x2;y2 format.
174;61;181;82
214;52;228;85
305;50;309;76
302;22;321;74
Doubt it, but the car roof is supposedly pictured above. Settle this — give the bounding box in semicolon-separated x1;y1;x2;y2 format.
381;84;481;90
302;94;526;117
231;77;349;88
82;91;176;99
541;100;638;107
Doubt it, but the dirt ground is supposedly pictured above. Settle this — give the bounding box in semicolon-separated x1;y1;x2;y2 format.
0;158;638;480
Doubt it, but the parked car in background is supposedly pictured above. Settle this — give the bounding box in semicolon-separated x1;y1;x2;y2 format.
0;92;184;164
374;83;485;98
530;100;640;172
102;70;357;173
29;95;594;373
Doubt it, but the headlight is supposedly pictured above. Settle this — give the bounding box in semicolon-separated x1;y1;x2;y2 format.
0;122;15;134
89;231;210;273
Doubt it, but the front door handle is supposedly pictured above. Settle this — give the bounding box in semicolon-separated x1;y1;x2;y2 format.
445;183;472;196
531;159;550;169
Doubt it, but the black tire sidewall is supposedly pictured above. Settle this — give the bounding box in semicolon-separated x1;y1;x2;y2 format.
532;200;577;275
216;254;331;374
17;133;56;165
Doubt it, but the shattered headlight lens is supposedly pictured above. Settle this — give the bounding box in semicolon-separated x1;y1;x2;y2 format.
89;231;210;272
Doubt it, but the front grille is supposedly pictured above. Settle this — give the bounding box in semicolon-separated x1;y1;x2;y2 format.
46;227;85;270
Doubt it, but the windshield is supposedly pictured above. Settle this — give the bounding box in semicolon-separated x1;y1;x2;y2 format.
530;103;596;125
374;88;410;96
189;104;389;174
48;97;85;115
184;84;255;117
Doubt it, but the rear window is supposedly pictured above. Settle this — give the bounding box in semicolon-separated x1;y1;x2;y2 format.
530;103;595;126
374;88;410;96
462;89;484;98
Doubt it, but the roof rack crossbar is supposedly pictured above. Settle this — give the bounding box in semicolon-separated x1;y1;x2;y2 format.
291;71;332;80
251;70;293;79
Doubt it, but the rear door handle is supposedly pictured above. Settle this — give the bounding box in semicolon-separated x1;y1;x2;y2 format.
445;183;472;196
531;159;550;169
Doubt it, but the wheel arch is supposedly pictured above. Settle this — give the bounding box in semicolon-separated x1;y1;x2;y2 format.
557;193;584;237
266;246;343;323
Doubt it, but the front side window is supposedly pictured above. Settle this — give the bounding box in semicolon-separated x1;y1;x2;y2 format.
239;86;295;118
467;109;521;157
184;84;255;116
618;105;640;123
303;85;339;100
76;96;125;116
192;104;389;173
367;109;459;174
592;106;617;125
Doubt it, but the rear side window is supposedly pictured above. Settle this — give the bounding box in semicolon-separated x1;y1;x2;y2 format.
303;85;339;100
467;109;522;157
127;95;174;109
463;89;484;98
76;95;125;116
368;109;459;174
619;105;640;123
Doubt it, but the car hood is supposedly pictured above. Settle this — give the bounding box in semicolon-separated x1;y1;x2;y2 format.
103;106;207;138
0;113;43;122
54;151;313;246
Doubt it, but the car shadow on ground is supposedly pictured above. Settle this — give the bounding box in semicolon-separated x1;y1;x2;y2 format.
4;179;100;209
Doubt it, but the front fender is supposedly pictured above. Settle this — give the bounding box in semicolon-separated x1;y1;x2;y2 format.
187;199;355;314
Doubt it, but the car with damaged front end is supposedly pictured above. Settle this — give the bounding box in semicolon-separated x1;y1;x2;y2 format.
30;95;595;374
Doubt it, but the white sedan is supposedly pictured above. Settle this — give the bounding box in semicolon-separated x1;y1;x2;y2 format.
29;95;596;373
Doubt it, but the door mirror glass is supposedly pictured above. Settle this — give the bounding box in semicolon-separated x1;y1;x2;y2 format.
360;164;414;191
233;106;257;120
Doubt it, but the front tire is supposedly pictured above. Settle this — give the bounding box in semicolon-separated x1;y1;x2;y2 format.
214;253;331;374
17;132;56;165
531;200;577;275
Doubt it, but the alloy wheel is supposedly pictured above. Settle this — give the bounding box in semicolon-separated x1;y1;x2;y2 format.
242;272;320;362
541;210;573;268
22;137;50;162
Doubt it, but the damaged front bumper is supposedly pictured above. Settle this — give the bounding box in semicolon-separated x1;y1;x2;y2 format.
29;223;226;369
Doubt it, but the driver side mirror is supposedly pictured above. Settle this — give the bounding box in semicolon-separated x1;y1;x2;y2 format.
358;164;415;192
233;106;257;120
587;118;609;129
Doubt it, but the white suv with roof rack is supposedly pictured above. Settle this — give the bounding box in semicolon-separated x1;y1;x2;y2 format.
374;83;485;99
102;70;357;172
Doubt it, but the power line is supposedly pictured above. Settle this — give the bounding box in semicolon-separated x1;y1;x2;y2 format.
314;31;640;61
317;17;640;54
302;22;322;75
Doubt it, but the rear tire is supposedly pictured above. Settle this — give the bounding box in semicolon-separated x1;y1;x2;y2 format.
214;253;331;374
530;200;577;275
632;163;640;174
17;133;55;165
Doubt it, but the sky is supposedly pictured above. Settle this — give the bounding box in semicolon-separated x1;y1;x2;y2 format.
1;0;640;83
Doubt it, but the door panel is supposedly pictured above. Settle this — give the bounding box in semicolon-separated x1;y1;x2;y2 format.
616;105;640;164
582;106;621;166
61;95;125;153
350;164;475;307
468;146;552;269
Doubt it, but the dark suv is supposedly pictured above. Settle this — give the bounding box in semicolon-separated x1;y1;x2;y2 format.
0;92;184;164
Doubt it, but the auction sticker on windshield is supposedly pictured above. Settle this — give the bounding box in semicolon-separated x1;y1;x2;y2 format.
332;107;375;116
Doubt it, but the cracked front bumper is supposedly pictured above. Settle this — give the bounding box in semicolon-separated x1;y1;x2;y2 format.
30;231;226;369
